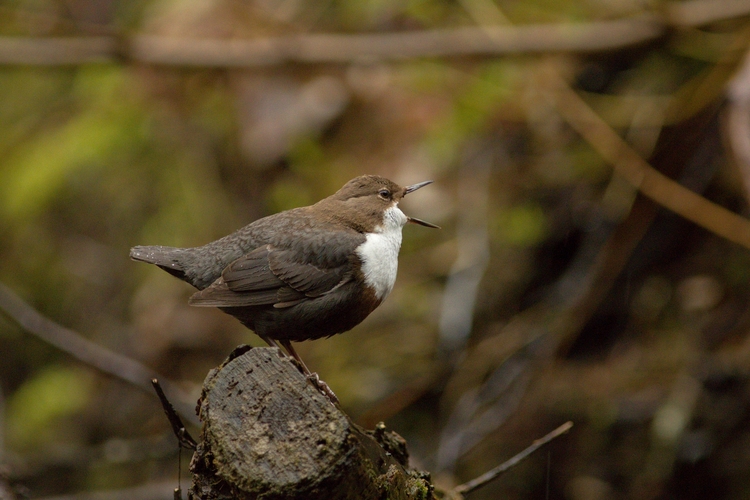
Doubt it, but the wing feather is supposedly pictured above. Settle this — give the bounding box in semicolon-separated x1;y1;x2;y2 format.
188;242;354;309
222;246;283;291
269;250;348;297
189;278;281;307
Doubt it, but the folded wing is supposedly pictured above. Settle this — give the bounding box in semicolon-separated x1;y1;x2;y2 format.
188;244;352;309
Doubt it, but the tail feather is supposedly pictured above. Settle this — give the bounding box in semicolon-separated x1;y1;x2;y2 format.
130;245;188;281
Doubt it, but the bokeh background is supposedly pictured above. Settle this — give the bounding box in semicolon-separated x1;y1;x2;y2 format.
2;0;750;498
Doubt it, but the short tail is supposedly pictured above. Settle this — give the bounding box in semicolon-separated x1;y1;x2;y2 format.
130;245;188;281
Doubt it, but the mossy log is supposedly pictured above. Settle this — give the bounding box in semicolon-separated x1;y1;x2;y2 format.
188;346;439;500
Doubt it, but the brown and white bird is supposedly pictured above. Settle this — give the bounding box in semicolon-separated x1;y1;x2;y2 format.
130;175;437;400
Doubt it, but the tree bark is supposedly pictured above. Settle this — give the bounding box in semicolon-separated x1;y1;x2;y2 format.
188;345;438;500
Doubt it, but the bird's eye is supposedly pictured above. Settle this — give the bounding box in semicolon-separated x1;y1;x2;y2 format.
378;189;391;199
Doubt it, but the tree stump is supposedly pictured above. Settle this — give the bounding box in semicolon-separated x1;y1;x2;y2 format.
189;346;437;500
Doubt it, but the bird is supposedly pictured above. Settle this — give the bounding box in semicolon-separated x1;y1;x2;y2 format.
130;175;438;402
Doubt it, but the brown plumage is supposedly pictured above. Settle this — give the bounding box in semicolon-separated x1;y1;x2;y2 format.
130;175;437;401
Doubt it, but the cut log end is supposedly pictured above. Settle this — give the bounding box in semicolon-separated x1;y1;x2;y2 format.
189;346;437;500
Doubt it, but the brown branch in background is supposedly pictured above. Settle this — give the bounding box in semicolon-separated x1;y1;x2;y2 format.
452;421;573;496
0;36;117;65
0;15;661;67
133;15;662;65
437;57;726;461
727;48;750;202
665;0;750;27
0;283;198;426
1;0;748;67
542;64;750;251
0;0;746;67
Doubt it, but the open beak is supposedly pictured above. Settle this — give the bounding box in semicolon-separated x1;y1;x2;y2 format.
403;180;440;228
407;216;440;228
404;180;433;194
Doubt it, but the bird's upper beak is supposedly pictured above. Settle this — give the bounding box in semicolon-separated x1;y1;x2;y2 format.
404;180;433;194
403;180;440;228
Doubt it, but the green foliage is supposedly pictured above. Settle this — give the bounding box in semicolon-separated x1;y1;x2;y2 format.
0;0;748;497
267;177;316;213
422;61;519;168
6;365;93;450
493;202;548;247
0;67;145;221
403;0;450;26
339;0;392;28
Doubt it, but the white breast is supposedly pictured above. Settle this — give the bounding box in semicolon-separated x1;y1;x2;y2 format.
356;206;407;301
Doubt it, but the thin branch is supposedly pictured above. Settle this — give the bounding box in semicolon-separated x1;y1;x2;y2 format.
665;0;750;27
452;421;573;496
151;379;197;450
0;36;117;65
542;63;750;252
0;283;198;426
727;48;750;203
0;15;661;67
436;344;534;472
132;15;662;65
0;0;745;66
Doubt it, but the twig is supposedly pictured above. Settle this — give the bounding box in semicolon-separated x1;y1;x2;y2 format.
133;15;662;64
665;0;750;27
0;282;198;426
727;48;750;203
436;341;535;472
542;63;750;252
452;421;573;496
151;379;197;450
0;36;117;65
0;0;746;66
0;15;661;67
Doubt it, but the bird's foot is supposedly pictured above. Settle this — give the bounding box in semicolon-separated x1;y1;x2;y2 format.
276;339;339;405
308;372;339;405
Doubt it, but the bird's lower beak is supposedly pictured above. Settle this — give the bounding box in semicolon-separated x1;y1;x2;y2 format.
403;180;439;228
404;180;434;194
407;216;440;228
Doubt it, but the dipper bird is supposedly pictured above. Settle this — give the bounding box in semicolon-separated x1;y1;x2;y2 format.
130;175;438;401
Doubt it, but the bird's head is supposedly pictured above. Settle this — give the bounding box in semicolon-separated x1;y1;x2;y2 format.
326;175;439;231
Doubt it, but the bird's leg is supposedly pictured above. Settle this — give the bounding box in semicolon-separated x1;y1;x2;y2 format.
279;339;339;405
258;334;282;350
258;335;339;404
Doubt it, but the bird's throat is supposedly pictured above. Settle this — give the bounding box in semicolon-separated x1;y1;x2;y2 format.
355;207;405;301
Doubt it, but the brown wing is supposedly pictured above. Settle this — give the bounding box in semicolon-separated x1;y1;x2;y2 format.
222;246;283;292
188;244;352;309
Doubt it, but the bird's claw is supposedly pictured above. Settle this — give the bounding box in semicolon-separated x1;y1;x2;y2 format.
308;372;339;405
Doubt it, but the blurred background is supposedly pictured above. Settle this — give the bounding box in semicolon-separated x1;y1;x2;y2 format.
2;0;750;498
